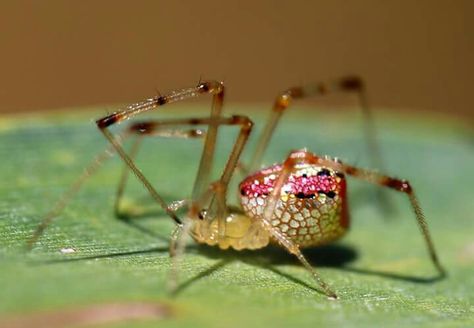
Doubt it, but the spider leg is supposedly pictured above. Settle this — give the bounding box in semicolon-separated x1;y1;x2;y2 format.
114;126;206;219
28;126;203;248
131;116;253;292
27;130;131;249
127;115;252;238
29;81;224;248
260;152;338;299
248;76;393;215
249;76;383;172
207;115;253;238
96;81;225;226
313;155;446;277
97;81;225;203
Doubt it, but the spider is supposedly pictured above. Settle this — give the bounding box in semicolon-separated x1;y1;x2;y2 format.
29;76;445;299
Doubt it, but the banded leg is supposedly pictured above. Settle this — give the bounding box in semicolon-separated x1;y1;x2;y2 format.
96;81;225;226
309;153;445;276
29;81;224;247
97;80;225;203
248;76;384;175
261;152;339;299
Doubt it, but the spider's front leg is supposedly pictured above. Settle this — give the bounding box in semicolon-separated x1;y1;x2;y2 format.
259;152;339;299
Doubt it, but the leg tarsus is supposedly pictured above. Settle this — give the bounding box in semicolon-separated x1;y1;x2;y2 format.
114;135;143;219
292;247;338;299
167;221;191;294
169;224;184;258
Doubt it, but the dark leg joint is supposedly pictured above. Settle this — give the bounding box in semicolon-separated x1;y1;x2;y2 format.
340;76;364;91
198;82;210;92
231;115;254;131
155;96;167;105
384;177;412;193
96;113;122;129
197;81;224;94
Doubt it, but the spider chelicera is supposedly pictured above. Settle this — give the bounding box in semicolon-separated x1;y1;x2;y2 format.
29;76;445;299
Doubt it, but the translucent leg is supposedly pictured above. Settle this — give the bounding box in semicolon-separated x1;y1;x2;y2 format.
293;151;445;277
249;76;384;173
259;151;339;298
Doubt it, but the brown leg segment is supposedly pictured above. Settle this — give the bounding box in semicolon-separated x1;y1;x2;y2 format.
311;154;446;277
248;76;385;175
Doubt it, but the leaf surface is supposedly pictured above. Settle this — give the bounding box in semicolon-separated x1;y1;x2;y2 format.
0;106;472;327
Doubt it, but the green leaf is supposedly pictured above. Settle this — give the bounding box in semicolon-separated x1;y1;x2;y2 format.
0;106;472;327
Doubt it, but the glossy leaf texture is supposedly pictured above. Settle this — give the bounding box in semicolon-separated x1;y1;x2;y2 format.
0;106;472;328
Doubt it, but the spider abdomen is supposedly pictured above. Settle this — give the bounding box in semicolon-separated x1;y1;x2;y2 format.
239;161;349;247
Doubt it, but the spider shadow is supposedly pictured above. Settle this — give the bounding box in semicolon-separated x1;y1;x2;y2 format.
176;243;358;296
36;241;355;296
37;240;444;297
176;242;445;296
36;194;445;296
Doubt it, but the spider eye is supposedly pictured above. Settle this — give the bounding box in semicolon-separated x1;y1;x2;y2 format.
317;169;331;176
198;82;210;92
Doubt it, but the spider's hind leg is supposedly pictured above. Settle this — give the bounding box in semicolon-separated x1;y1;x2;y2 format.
317;156;446;277
249;76;393;214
